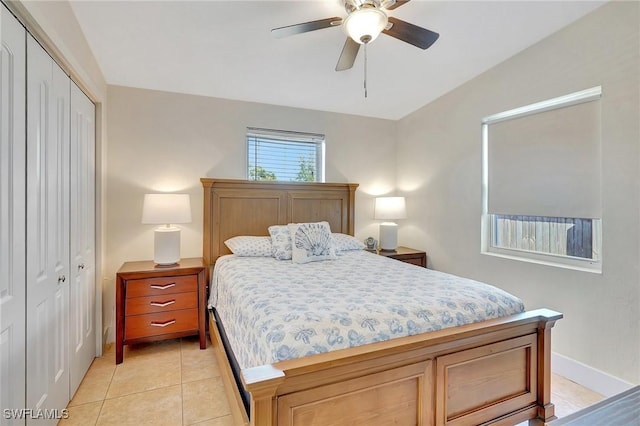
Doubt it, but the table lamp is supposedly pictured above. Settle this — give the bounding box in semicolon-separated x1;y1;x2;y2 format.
374;196;406;251
142;193;192;265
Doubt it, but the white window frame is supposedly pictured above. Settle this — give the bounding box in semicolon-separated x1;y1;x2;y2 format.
246;127;325;182
480;87;602;273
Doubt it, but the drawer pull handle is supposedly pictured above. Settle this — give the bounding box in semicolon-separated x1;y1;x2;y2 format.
149;283;176;290
150;319;176;328
150;300;176;308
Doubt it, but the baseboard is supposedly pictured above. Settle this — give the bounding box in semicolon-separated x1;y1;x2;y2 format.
102;326;111;348
552;352;635;397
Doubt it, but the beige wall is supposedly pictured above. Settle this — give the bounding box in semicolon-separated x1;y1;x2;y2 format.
397;1;639;383
104;86;397;339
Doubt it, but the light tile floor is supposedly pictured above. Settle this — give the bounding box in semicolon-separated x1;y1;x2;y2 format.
61;336;234;426
61;336;604;425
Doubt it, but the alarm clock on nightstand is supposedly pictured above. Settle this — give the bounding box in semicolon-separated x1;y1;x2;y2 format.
365;237;377;251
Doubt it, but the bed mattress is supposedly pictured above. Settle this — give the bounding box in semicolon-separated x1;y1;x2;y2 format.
209;250;525;370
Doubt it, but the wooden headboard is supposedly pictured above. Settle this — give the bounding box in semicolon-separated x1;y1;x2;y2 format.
201;179;358;265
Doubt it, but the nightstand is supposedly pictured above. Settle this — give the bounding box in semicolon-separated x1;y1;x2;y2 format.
377;246;427;268
115;257;206;364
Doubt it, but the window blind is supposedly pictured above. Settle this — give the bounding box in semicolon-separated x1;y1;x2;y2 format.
485;90;602;218
247;128;324;182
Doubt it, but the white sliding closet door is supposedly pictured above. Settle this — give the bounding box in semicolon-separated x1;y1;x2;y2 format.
69;82;96;395
0;6;26;424
26;34;70;423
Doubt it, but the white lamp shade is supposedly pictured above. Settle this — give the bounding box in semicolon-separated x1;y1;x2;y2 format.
343;7;388;44
142;193;192;225
374;197;407;220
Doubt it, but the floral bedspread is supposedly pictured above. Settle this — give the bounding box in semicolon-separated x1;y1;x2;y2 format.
209;250;525;370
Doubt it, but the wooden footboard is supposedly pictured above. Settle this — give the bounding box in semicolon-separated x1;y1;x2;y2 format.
210;309;561;426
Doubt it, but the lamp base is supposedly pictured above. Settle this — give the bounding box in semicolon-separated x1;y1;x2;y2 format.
154;226;181;266
378;222;398;251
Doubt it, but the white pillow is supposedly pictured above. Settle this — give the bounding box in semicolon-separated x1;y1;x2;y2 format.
288;221;337;264
268;225;292;260
332;233;365;252
224;236;272;257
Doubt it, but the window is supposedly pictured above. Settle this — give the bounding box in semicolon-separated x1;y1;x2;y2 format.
481;87;602;272
492;215;600;261
246;128;325;182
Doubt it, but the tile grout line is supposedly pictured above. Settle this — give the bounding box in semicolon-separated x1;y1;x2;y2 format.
94;396;107;426
180;337;185;426
94;361;116;426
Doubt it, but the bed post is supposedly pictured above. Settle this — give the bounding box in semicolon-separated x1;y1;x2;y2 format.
347;183;357;235
201;178;214;267
243;365;286;426
533;309;562;425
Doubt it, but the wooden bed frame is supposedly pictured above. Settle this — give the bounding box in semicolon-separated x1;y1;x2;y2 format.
201;178;562;426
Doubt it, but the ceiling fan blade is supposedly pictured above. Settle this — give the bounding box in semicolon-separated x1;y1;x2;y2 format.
272;17;342;39
383;17;439;50
335;38;360;71
385;0;411;11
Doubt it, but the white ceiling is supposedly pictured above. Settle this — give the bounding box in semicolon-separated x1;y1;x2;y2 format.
69;0;606;120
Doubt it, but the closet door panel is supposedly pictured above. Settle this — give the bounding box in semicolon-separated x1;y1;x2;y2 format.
69;82;96;394
26;35;70;423
52;61;71;403
0;6;26;423
26;32;54;416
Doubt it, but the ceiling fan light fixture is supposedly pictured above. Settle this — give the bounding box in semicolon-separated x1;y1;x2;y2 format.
343;7;388;44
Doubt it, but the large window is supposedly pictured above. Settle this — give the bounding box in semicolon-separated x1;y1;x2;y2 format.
246;128;325;182
481;87;602;272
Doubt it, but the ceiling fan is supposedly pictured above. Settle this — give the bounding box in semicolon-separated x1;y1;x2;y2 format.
271;0;440;72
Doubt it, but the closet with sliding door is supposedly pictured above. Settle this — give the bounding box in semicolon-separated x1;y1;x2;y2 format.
1;4;96;424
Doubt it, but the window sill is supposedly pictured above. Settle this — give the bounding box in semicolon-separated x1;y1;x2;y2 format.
481;249;602;274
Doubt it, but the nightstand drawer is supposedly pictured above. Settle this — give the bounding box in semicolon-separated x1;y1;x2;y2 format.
125;292;198;316
400;256;425;267
377;246;427;268
126;275;197;298
125;308;198;340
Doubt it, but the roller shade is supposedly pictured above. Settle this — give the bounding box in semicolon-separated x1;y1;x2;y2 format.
486;93;601;218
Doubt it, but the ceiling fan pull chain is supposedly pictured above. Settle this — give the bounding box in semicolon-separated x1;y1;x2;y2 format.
364;43;368;98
